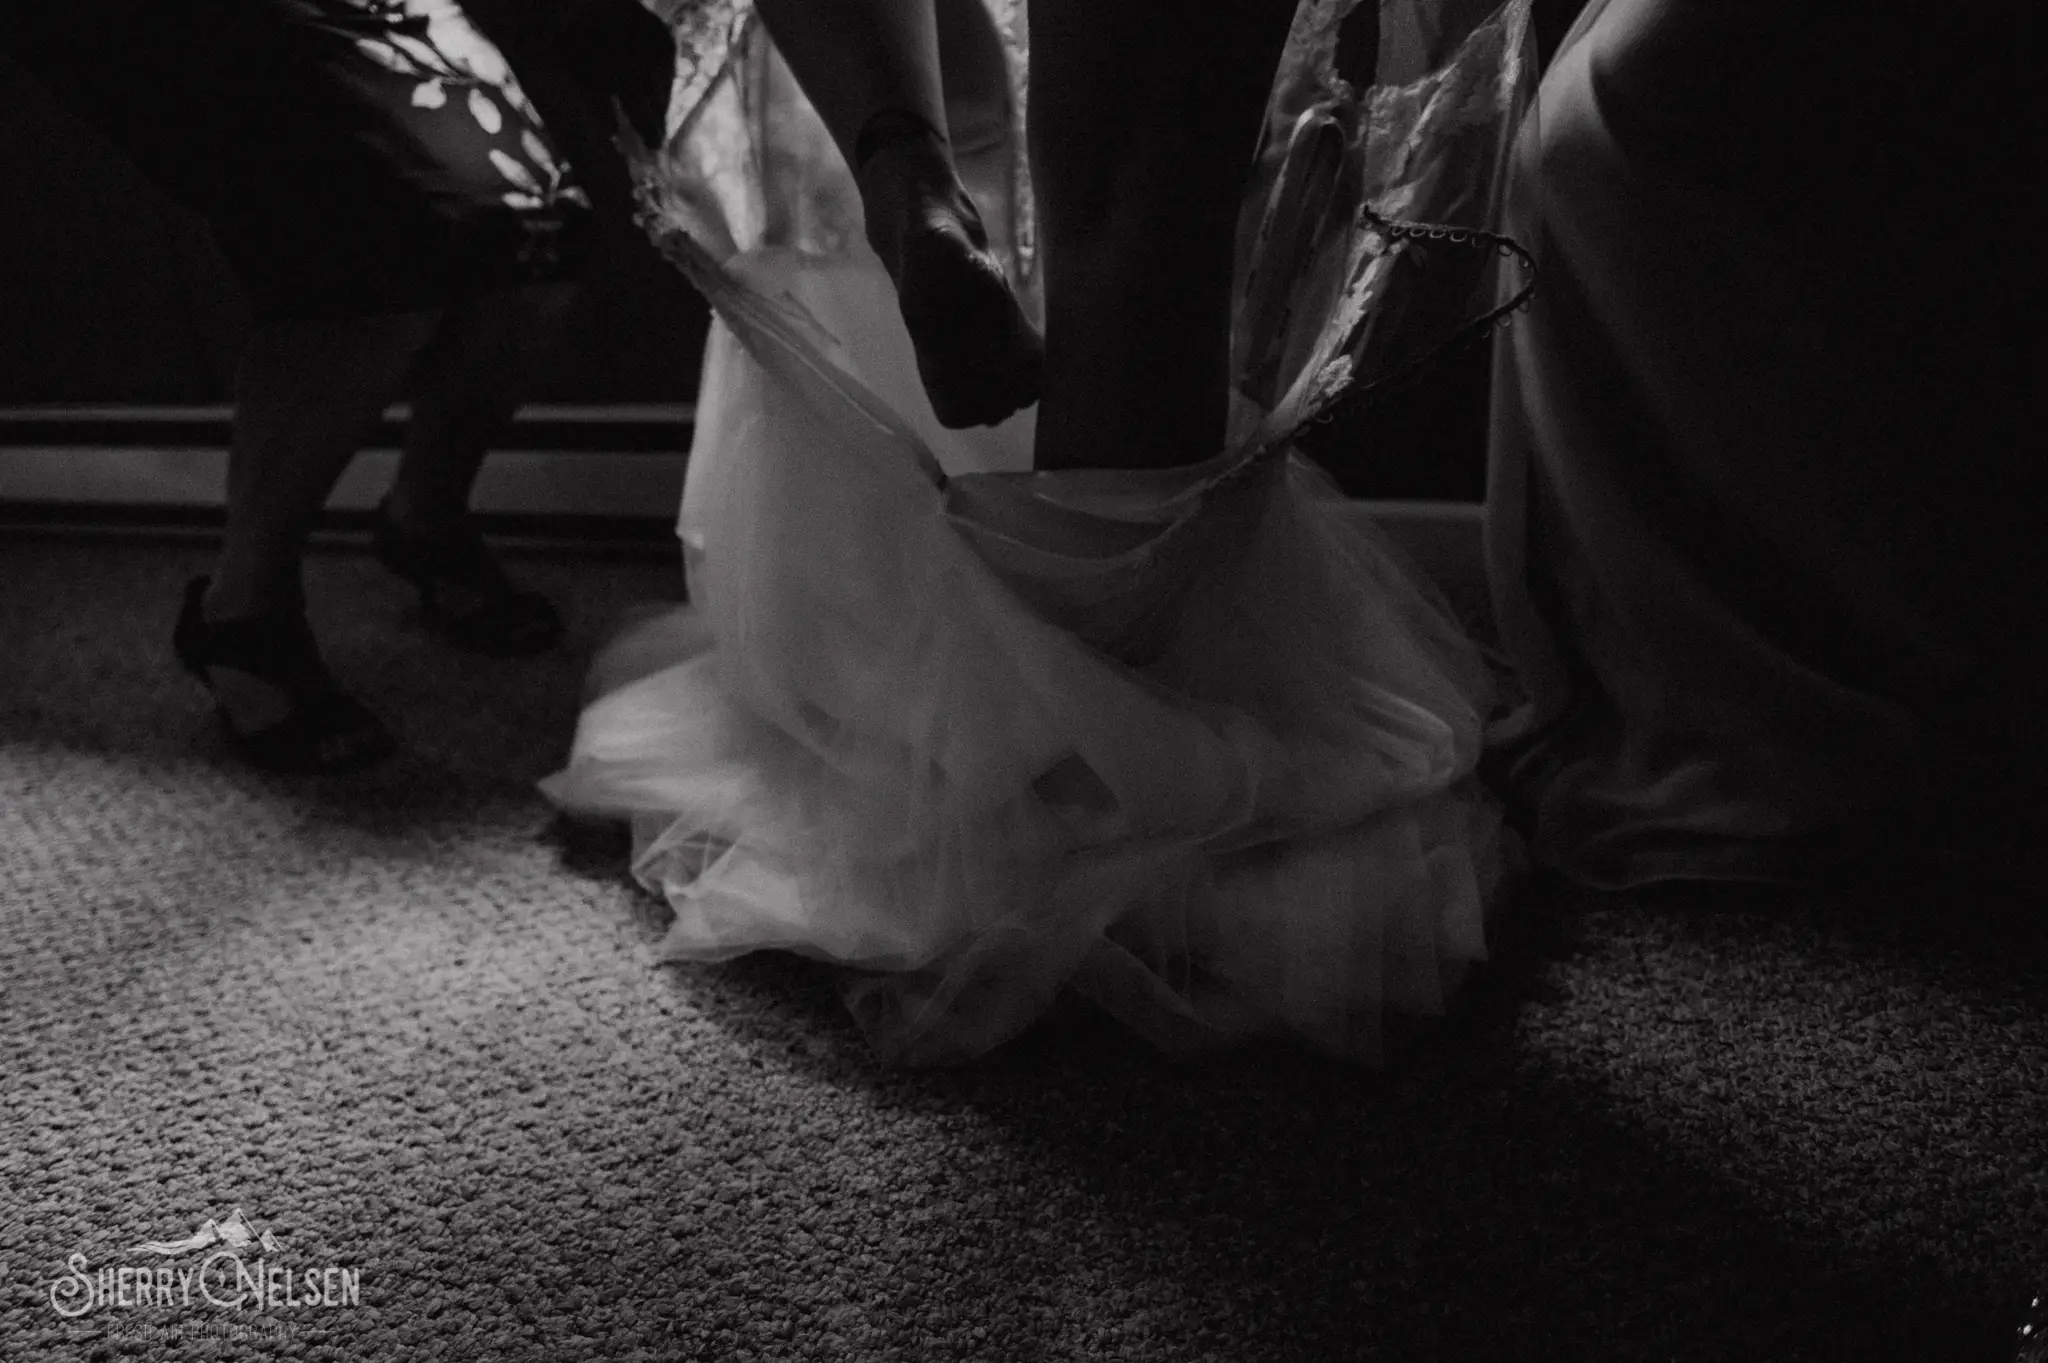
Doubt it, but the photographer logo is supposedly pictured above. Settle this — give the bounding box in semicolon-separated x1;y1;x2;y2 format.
47;1208;362;1318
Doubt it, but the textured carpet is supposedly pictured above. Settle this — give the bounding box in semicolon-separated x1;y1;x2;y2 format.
0;535;2042;1363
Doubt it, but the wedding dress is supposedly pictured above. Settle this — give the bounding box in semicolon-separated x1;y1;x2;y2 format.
541;0;1538;1064
1484;0;2044;889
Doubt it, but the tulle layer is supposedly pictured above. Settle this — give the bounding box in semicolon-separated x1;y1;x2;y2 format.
541;0;1537;1063
541;252;1504;1065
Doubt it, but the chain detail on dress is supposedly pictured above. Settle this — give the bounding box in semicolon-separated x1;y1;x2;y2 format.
1297;206;1537;437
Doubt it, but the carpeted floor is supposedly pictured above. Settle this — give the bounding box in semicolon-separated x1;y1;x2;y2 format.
1;534;2042;1363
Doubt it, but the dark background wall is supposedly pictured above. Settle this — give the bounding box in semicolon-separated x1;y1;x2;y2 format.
0;2;1582;500
0;49;250;405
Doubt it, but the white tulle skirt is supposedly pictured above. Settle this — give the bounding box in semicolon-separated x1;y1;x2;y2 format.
541;244;1507;1065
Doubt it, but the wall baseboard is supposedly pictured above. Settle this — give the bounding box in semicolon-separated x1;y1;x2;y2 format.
0;443;687;520
0;405;1487;608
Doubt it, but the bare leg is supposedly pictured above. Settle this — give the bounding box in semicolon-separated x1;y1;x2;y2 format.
932;0;1013;174
1029;0;1297;470
754;0;1041;427
753;0;947;164
202;309;437;731
931;0;1021;254
209;309;438;620
377;280;580;654
385;281;580;534
189;306;436;744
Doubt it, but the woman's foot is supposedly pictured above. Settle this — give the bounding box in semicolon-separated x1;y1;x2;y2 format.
855;112;1043;428
173;577;396;774
372;500;563;656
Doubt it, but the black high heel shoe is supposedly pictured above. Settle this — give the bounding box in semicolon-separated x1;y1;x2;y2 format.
852;109;1044;430
173;577;396;774
371;500;563;657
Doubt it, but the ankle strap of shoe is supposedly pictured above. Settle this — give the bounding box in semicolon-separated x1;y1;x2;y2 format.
853;108;947;172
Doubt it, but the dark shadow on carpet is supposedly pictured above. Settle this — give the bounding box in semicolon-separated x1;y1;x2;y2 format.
2;536;2040;1363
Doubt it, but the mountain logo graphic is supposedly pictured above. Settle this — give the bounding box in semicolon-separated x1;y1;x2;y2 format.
127;1209;283;1257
